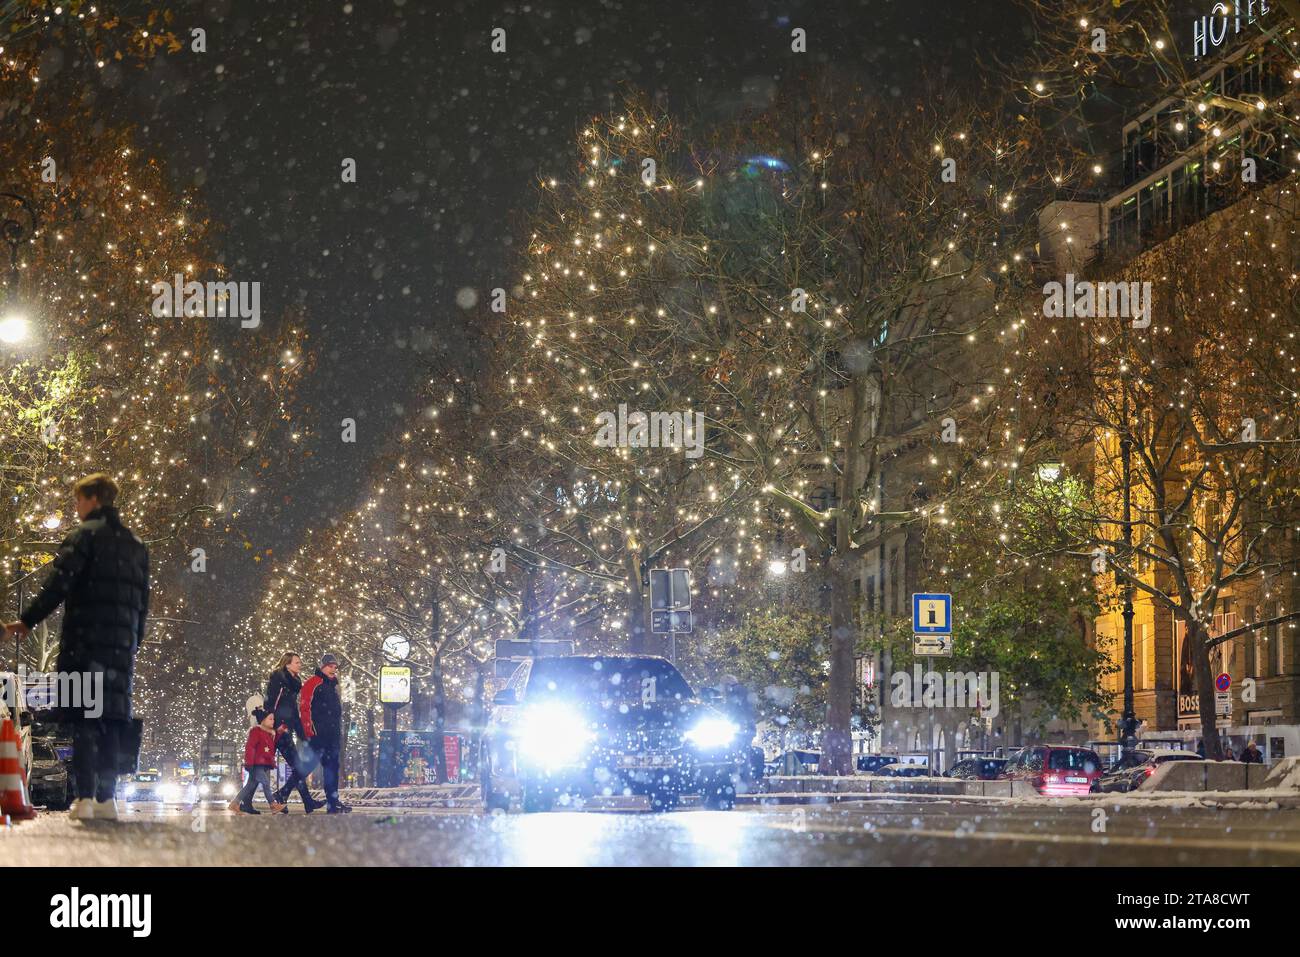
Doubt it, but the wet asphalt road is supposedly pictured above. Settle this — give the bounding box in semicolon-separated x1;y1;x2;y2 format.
6;797;1300;866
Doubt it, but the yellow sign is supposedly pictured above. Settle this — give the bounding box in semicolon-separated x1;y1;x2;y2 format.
380;666;411;704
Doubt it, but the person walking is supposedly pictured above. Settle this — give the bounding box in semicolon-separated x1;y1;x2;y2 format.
2;474;148;822
263;652;325;813
299;654;352;813
232;708;286;814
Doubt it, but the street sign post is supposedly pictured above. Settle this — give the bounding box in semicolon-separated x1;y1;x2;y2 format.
912;634;952;657
1216;690;1232;717
1215;672;1232;692
912;593;952;634
651;609;692;634
650;568;691;611
649;568;692;663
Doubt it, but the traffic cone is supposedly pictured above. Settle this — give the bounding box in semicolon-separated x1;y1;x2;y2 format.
0;715;37;821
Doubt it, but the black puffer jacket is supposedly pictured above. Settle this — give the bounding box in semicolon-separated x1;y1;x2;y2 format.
21;505;150;721
264;667;304;736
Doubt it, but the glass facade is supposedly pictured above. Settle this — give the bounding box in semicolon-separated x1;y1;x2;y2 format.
1105;39;1293;258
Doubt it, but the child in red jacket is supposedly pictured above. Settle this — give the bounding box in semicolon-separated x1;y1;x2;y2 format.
232;708;286;814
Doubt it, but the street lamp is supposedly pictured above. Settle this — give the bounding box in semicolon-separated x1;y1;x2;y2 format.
0;192;37;351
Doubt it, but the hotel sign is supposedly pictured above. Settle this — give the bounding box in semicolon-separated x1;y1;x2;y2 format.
1192;1;1272;58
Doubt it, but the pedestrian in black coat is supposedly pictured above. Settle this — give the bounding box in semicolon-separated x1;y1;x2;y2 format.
298;654;351;813
263;652;324;812
4;474;148;820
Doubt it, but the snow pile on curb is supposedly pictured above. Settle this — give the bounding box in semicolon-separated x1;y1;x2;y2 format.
325;784;480;807
1263;757;1300;791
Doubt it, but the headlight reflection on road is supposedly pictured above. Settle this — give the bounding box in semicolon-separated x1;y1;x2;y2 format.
674;810;748;866
511;810;607;866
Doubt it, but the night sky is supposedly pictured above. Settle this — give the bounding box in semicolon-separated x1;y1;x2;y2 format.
104;0;1027;630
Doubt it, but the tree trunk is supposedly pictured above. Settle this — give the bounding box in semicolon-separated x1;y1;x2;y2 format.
822;369;870;776
1190;620;1224;759
822;552;856;775
430;651;449;784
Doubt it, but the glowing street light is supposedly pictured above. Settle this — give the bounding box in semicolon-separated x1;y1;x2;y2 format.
0;313;31;344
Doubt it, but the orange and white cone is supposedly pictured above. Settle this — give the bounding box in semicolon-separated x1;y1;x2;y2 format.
0;715;37;821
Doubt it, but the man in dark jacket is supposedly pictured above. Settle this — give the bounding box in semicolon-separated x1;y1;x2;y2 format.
3;474;148;821
263;653;325;812
299;654;351;813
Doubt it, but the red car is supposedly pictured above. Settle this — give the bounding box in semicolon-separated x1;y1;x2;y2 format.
1001;745;1103;796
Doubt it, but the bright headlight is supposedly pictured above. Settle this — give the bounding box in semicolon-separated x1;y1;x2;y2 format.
517;703;594;768
199;783;211;796
685;716;738;750
159;784;180;803
222;782;236;797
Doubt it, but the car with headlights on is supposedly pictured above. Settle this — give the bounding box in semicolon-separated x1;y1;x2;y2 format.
195;771;239;803
120;769;196;804
480;655;750;812
120;769;165;802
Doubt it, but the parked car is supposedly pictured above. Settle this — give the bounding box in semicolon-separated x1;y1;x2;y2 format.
1094;749;1201;793
480;655;750;812
1001;745;1104;795
0;671;34;780
770;749;822;776
856;754;901;774
873;762;930;778
946;757;1008;780
28;737;72;809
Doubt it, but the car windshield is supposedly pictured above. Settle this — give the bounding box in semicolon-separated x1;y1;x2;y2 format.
1049;750;1102;772
526;657;693;706
977;760;1006;776
32;741;57;760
